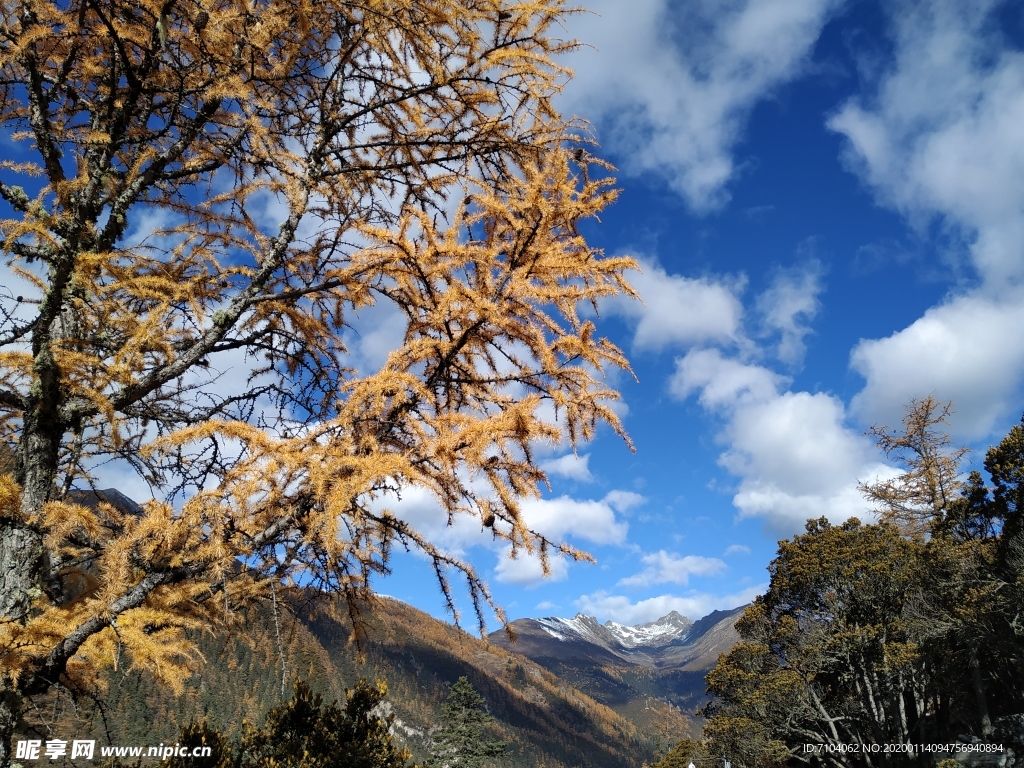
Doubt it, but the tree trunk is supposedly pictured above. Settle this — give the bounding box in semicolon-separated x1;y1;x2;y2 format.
969;650;994;737
0;398;61;766
0;521;46;768
0;679;22;768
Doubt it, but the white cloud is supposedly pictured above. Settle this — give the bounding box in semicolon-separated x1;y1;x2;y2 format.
575;586;765;624
603;258;744;352
603;490;647;514
540;452;595;483
382;485;495;555
722;392;892;530
618;551;726;588
519;492;632;546
828;0;1024;286
343;297;409;374
495;546;570;586
724;544;751;556
827;0;1024;437
380;484;635;587
721;390;870;495
851;289;1024;439
669;348;785;408
562;0;841;210
670;350;892;532
756;260;824;365
534;600;560;612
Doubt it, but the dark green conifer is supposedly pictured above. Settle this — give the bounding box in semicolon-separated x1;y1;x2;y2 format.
164;680;415;768
239;680;415;768
427;677;507;768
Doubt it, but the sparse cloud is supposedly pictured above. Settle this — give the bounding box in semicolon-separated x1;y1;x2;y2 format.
724;544;751;556
755;260;824;366
561;0;842;211
603;258;744;353
603;490;647;514
618;551;726;588
575;586;765;624
541;453;595;483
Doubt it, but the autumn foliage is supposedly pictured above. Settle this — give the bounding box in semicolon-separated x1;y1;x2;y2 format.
0;0;637;761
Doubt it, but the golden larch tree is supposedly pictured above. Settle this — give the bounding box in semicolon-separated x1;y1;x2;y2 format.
0;0;637;761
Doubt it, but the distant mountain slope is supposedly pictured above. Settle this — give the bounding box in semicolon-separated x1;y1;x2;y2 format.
488;607;745;731
18;597;691;768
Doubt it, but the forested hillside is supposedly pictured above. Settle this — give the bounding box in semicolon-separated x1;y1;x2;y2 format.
16;598;689;768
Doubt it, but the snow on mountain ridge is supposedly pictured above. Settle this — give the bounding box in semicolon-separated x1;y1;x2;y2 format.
536;611;694;650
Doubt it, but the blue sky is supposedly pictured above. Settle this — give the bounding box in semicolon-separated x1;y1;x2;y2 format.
379;0;1024;628
5;0;1023;632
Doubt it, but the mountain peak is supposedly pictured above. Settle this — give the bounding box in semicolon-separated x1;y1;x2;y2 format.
642;611;692;631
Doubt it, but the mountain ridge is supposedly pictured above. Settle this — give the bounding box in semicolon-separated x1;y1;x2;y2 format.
487;605;747;725
17;594;703;768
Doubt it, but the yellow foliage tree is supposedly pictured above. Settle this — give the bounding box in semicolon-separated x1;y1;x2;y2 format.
858;395;969;535
0;0;637;761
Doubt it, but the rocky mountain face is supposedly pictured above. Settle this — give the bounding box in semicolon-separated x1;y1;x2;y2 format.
489;607;746;731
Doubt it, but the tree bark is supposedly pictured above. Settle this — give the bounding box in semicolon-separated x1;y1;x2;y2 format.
0;521;45;768
969;651;994;737
0;336;62;765
0;679;22;768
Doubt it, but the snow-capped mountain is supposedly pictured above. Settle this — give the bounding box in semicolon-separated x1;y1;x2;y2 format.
495;608;741;668
488;607;746;719
535;610;694;652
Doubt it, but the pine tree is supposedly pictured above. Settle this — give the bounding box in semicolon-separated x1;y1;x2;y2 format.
427;677;507;768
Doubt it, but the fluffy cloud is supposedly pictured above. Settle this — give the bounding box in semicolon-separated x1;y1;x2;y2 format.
828;0;1024;286
493;491;641;586
828;0;1024;436
670;348;784;407
540;453;595;483
383;485;494;555
617;551;726;588
603;490;647;514
670;349;893;532
575;585;765;624
519;492;633;546
561;0;841;210
381;484;636;587
851;289;1024;439
495;546;570;586
603;258;743;352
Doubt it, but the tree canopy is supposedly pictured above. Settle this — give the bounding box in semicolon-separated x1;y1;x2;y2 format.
427;676;507;768
0;0;637;763
702;399;1024;766
236;679;416;768
151;679;416;768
